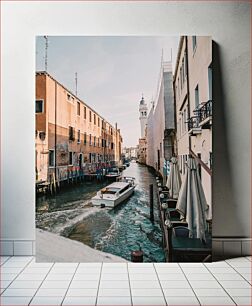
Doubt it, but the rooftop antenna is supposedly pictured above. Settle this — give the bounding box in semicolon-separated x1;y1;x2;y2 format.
75;72;78;96
44;36;48;72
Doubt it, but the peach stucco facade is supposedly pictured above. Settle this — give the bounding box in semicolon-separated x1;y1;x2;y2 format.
174;36;212;213
36;72;122;183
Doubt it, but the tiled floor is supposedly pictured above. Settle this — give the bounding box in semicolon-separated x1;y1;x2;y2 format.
0;256;251;305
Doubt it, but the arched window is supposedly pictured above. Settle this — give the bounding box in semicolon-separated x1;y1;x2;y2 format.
144;111;147;116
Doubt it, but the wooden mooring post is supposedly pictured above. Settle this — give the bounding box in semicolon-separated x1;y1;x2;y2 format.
149;184;154;222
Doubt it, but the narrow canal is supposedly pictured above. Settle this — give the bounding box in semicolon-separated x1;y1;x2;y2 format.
36;162;165;262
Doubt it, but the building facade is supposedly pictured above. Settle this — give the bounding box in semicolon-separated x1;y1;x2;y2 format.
36;72;123;183
146;62;176;178
174;36;212;212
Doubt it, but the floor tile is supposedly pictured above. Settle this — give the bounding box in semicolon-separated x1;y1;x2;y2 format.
160;280;191;288
128;268;155;274
66;288;98;296
181;267;209;274
99;281;129;289
186;273;216;281
97;296;132;305
214;273;245;281
46;273;73;281
131;288;163;296
70;280;99;288
27;262;54;268
189;280;222;288
53;263;78;268
128;263;153;268
207;267;236;274
76;267;101;273
35;287;67;296
101;273;128;281
154;262;179;267
40;280;71;288
158;273;187;281
7;256;33;262
130;280;160;289
2;261;28;268
22;267;50;274
16;273;47;281
8;280;42;289
2;288;37;296
198;296;236;305
0;280;13;289
232;296;252;305
74;274;100;281
226;257;250;263
225;288;252;296
204;261;230;267
50;267;77;274
98;288;131;296
101;267;128;274
155;267;182;273
241;274;252;283
1;274;18;281
234;267;252;274
0;296;32;305
193;288;228;296
30;296;64;305
0;256;10;264
62;296;96;305
79;263;102;268
219;280;252;288
228;262;252;268
1;267;24;274
132;296;166;305
165;296;200;305
163;288;195;296
129;273;158;281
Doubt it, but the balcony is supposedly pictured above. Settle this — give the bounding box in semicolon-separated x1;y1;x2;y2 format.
187;100;212;135
198;100;212;128
187;116;202;136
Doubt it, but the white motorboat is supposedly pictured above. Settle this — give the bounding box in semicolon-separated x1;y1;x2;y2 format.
105;167;121;180
92;177;136;208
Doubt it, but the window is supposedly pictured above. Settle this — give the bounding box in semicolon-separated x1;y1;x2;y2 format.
36;100;44;113
69;126;75;141
97;138;100;147
69;152;73;165
67;93;71;101
77;102;80;116
89;110;92;122
195;85;199;109
182;58;185;83
89;134;92;145
94;114;96;125
77;130;80;143
144;111;147;116
184;52;187;77
94;136;96;147
84;106;86;119
208;64;212;100
192;36;197;52
111;142;114;150
209;152;212;169
84;133;87;144
98;117;100;127
181;112;184;134
197;153;202;179
49;150;55;167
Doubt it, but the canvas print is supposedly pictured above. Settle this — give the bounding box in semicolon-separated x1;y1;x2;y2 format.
35;36;212;262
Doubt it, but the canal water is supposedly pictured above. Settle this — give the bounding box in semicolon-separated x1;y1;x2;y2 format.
36;162;165;262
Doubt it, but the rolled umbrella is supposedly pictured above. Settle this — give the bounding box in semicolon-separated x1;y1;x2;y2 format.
166;157;182;199
176;157;209;242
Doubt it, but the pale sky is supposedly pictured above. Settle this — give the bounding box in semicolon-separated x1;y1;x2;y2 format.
36;36;179;147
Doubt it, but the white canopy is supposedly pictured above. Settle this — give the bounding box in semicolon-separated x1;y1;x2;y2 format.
166;157;182;199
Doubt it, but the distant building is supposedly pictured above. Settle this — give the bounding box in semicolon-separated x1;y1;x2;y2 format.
146;62;176;177
122;147;138;160
36;71;123;183
137;96;148;164
174;36;212;209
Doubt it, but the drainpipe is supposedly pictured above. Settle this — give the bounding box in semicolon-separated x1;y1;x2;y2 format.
185;36;192;153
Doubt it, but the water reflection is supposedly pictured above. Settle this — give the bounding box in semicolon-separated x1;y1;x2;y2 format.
36;162;165;262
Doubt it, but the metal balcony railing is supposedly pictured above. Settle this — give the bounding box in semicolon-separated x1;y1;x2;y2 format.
198;100;212;123
187;116;201;130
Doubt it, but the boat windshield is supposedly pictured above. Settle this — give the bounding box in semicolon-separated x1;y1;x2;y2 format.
102;187;120;194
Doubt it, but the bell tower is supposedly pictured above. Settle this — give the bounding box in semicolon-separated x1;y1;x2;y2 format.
139;95;148;138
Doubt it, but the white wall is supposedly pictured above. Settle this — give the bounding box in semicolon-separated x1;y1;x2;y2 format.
1;1;250;255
